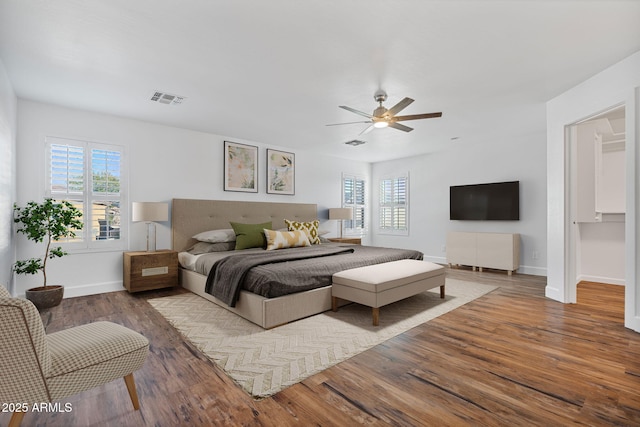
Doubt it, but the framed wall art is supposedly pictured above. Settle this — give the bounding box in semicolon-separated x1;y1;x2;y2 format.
224;141;258;192
267;149;295;195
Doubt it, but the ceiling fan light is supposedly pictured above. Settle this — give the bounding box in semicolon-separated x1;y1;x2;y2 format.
373;121;388;128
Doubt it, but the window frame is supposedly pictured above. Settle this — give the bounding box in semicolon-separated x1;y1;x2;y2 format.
45;136;128;252
378;172;409;236
341;173;367;237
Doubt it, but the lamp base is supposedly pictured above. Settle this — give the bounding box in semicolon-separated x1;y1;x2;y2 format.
145;222;157;252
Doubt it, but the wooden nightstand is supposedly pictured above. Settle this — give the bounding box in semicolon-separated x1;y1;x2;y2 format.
328;237;362;245
123;250;178;293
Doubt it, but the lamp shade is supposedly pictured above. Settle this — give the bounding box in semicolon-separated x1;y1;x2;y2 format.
132;202;169;222
329;207;353;221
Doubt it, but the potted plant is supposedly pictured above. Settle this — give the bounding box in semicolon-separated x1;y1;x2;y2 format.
13;199;83;310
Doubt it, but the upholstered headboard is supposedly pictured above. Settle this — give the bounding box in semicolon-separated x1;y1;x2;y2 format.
172;198;318;252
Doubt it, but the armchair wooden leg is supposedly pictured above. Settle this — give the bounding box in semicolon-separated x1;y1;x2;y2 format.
124;373;141;410
9;411;25;427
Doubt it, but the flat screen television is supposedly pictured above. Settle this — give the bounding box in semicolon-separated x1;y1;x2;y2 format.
450;181;520;220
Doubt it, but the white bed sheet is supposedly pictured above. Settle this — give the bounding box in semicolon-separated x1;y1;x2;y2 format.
177;251;202;271
178;248;265;274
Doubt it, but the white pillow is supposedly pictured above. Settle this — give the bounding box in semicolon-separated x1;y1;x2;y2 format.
192;228;236;243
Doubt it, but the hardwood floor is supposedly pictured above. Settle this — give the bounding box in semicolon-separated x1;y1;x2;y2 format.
3;269;639;426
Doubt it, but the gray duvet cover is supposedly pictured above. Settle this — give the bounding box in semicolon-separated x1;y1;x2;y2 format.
200;244;423;306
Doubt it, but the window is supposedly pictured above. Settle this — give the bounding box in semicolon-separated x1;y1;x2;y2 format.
379;173;409;235
46;137;127;250
342;174;366;236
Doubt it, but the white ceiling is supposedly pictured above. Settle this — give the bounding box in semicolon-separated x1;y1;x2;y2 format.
1;0;640;163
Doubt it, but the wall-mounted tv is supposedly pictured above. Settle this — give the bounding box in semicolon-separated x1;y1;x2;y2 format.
450;181;520;220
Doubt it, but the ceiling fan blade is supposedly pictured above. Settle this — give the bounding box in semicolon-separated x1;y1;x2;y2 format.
359;124;375;135
393;112;442;121
339;105;373;118
386;97;414;117
325;120;372;127
388;122;413;132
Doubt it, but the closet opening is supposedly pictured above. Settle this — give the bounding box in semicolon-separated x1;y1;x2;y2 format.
568;105;626;321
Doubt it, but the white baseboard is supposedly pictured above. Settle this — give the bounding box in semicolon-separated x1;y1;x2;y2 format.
15;282;123;299
577;275;625;286
517;265;547;276
424;255;448;265
14;259;550;300
425;255;547;277
545;284;564;302
62;281;124;298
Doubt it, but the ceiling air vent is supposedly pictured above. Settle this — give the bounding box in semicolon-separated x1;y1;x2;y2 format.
345;139;366;146
150;91;185;105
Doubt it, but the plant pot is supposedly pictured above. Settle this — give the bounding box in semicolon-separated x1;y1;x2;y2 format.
25;285;64;310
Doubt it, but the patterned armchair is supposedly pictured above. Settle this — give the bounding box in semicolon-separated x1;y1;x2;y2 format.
0;286;149;427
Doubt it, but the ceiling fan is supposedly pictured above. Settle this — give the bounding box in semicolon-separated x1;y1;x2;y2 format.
327;90;442;135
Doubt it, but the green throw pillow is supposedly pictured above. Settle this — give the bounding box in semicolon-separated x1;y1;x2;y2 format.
230;221;273;250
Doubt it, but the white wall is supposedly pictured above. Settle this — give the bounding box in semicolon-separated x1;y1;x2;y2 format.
578;221;625;285
15;100;370;297
546;50;640;331
371;129;548;276
0;59;17;293
599;149;626;213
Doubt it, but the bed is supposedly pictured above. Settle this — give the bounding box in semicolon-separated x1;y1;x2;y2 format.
172;198;423;328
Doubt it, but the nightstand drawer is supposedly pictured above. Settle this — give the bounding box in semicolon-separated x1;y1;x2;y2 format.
328;237;362;245
123;250;178;292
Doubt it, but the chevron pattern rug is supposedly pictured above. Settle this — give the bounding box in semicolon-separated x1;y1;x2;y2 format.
148;278;495;398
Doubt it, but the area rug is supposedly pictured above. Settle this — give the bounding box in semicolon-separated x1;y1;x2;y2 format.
147;279;495;398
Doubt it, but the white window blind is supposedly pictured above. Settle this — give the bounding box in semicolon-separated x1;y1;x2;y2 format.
46;137;127;250
342;174;366;235
50;144;84;195
379;174;409;235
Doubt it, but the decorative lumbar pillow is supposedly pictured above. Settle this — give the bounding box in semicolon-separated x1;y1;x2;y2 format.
264;229;311;251
230;221;273;250
284;219;321;244
192;228;236;243
186;241;236;255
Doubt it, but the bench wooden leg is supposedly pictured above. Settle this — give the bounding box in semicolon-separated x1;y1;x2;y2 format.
332;296;338;312
440;284;445;299
372;307;379;326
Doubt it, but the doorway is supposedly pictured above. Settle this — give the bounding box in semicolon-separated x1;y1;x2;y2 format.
567;105;626;310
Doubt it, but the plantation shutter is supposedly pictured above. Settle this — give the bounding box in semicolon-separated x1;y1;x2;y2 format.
46;137;127;249
379;174;409;234
342;174;366;235
49;143;85;243
50;144;84;196
91;148;122;242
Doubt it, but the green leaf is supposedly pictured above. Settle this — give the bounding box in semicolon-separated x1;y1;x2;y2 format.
13;258;44;275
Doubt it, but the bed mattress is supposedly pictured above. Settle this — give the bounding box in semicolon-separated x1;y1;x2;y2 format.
179;243;423;303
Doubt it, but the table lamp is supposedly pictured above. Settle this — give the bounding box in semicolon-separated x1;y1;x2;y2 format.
329;207;353;239
132;202;169;252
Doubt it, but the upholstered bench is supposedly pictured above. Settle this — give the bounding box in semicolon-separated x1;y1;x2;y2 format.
331;259;445;326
